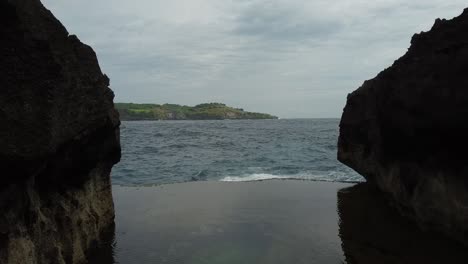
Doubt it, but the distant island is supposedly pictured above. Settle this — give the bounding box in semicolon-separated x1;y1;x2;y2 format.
115;103;278;120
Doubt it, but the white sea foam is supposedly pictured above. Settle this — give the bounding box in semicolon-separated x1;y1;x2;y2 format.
219;172;364;183
220;173;291;182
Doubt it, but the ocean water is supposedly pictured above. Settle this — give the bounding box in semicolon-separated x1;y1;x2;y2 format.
112;119;363;185
95;119;468;264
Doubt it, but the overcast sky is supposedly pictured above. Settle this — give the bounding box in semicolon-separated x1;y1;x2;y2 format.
43;0;466;118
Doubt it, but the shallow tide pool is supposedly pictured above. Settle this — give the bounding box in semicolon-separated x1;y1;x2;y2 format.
89;180;468;264
91;181;350;264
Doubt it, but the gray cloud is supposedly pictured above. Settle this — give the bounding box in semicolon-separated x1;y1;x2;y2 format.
43;0;467;118
232;1;343;41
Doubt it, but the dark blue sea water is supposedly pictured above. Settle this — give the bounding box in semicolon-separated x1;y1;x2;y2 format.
112;119;363;186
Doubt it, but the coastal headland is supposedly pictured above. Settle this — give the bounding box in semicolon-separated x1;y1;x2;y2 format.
116;102;278;120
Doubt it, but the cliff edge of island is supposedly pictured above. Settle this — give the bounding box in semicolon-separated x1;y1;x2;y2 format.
116;102;278;121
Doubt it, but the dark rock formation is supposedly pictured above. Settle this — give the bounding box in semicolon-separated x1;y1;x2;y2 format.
338;184;468;264
0;0;121;263
338;9;468;244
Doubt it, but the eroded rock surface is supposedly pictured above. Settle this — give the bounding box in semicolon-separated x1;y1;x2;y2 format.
0;0;121;263
338;9;468;244
338;184;468;264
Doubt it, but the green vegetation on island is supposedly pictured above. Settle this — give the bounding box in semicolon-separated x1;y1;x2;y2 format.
115;103;278;120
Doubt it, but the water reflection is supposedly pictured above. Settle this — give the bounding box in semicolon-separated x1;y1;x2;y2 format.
89;181;349;264
88;182;468;264
87;224;116;263
338;183;468;264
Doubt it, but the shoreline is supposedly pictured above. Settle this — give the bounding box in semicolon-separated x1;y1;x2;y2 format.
119;118;340;121
110;178;364;188
119;119;279;121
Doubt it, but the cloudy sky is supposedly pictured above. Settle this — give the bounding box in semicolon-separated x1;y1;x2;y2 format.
43;0;466;118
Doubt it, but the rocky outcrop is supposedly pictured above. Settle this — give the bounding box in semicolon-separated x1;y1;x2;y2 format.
0;0;121;263
338;8;468;244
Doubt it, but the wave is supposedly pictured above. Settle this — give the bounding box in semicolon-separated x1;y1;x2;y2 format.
220;173;292;182
219;172;364;183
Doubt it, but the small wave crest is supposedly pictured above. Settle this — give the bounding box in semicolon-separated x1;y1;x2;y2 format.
220;173;308;182
220;173;291;182
219;172;364;183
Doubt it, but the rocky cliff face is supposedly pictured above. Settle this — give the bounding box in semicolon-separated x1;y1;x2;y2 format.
338;184;468;264
0;0;121;263
338;9;468;244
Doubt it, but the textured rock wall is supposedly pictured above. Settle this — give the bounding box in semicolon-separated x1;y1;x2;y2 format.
338;184;468;264
0;0;121;263
338;9;468;244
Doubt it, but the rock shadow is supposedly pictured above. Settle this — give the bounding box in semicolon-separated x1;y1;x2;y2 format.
338;183;468;264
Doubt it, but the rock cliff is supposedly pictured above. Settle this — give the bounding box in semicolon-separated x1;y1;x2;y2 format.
0;0;121;263
338;184;468;264
338;9;468;244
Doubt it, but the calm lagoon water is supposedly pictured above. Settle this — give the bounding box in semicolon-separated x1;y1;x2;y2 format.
93;181;352;264
91;182;468;264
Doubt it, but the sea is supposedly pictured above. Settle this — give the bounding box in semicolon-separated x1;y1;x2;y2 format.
94;119;376;264
112;119;363;185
